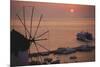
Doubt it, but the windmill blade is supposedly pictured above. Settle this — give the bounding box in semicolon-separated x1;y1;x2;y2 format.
30;7;35;38
23;6;27;38
36;42;50;52
33;14;43;38
35;38;48;41
30;38;48;42
33;41;42;63
36;30;49;38
16;14;30;37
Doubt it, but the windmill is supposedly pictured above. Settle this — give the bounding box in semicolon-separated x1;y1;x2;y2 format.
11;6;50;65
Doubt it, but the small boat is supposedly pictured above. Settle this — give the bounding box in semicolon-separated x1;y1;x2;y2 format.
76;32;93;42
76;45;95;52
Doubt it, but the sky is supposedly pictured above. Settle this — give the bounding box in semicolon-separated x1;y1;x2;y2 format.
11;1;95;27
10;0;95;51
11;1;95;18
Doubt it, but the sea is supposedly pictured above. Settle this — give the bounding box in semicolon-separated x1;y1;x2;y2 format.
11;18;95;63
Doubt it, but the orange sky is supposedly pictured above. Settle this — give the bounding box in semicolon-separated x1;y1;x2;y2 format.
11;1;95;19
11;1;95;52
11;1;95;27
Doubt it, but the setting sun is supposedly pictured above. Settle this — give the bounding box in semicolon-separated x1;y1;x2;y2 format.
70;8;74;13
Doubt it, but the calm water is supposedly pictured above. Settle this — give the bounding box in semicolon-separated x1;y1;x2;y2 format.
12;19;95;63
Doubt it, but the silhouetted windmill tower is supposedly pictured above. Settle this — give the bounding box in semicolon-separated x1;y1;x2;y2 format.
11;6;50;65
